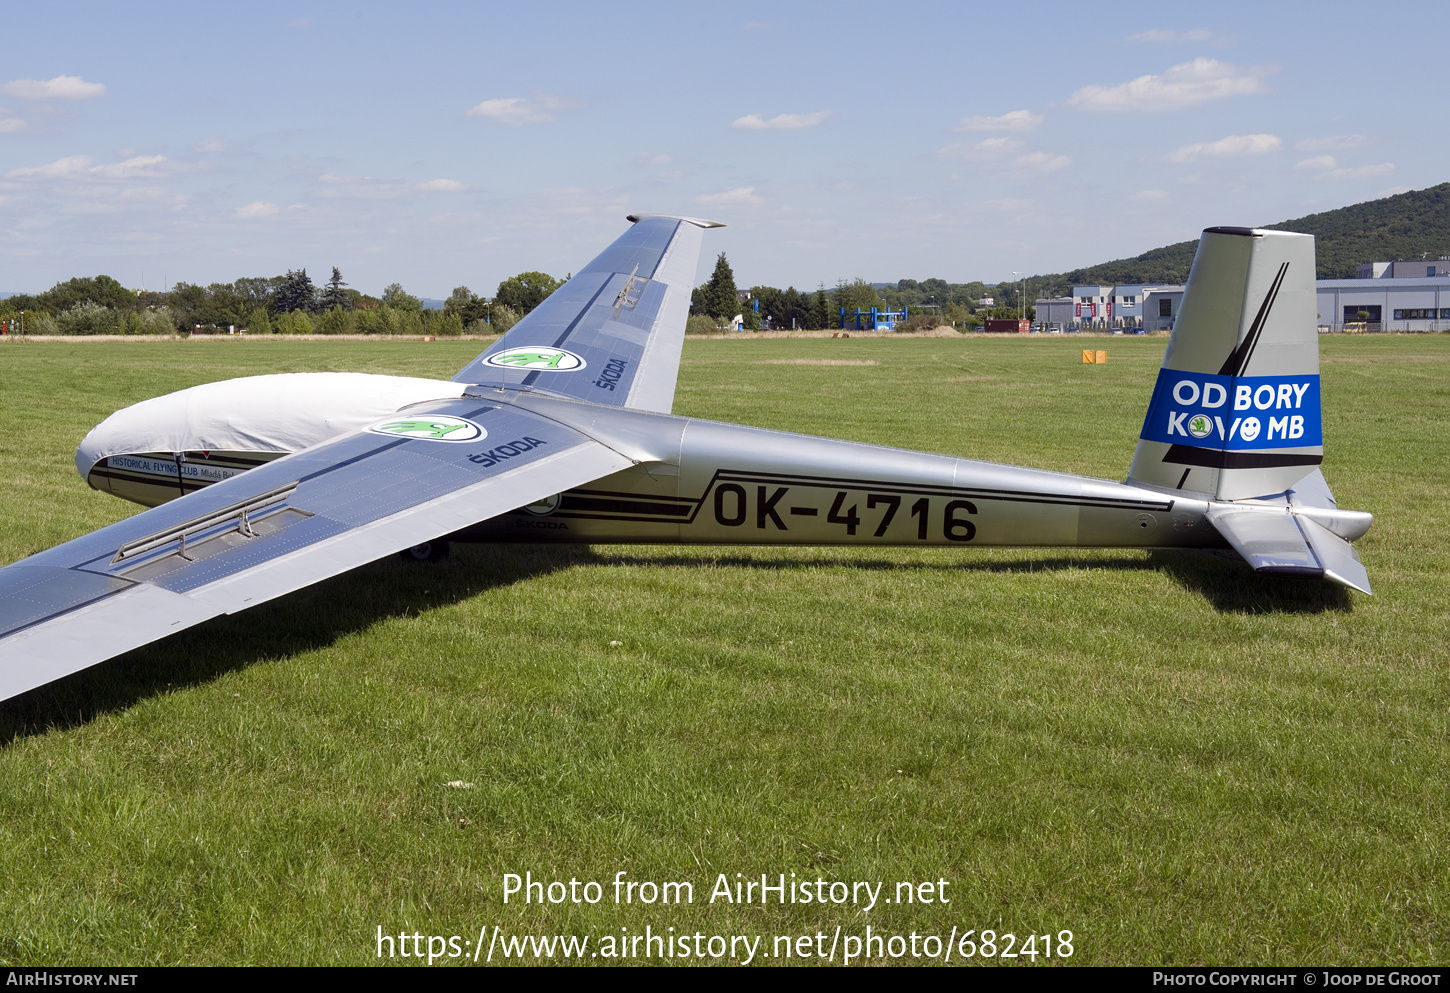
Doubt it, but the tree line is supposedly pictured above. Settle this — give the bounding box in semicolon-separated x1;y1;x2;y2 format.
0;267;567;337
690;253;1028;331
1;253;1034;337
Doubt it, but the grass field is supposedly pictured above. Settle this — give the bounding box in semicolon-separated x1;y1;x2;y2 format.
0;334;1446;966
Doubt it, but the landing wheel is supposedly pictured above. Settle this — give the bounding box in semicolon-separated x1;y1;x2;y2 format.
400;540;450;562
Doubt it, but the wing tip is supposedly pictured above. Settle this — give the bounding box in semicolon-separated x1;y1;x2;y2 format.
627;213;725;229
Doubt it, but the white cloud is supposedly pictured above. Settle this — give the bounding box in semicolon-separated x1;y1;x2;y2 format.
1292;155;1393;179
0;75;107;100
635;153;673;166
5;155;93;179
1130;189;1170;202
953;109;1042;132
1295;134;1369;152
1165;133;1281;163
417;178;466;192
1016;151;1071;173
1067;58;1273;112
0;113;25;133
936;137;1023;160
1126;28;1215;43
696;187;764;206
1324;162;1394;180
234;201;279;219
90;155;170;179
731;111;834;130
317;172;414;199
194;137;230;153
986;198;1034;211
5;153;190;183
61;201;119;215
118;186;170;201
467;94;573;125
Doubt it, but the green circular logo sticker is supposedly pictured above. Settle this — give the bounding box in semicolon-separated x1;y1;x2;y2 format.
483;347;586;372
1187;414;1212;439
524;493;562;516
367;415;486;442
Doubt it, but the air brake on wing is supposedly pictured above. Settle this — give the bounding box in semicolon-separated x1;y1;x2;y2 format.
110;482;310;572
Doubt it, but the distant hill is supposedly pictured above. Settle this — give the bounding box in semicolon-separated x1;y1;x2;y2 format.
1034;182;1450;294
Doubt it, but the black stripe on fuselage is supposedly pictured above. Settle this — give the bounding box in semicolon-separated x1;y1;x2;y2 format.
88;467;217;494
697;469;1175;518
523;468;1175;526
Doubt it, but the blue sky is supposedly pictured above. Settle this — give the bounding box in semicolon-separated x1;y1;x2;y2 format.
0;1;1440;297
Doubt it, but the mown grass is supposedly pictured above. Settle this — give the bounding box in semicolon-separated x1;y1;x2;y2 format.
0;334;1445;966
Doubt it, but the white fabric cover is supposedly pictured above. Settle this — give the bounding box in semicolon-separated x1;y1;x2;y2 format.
75;373;471;476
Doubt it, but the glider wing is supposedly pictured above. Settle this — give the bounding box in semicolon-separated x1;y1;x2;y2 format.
0;397;634;700
450;215;722;413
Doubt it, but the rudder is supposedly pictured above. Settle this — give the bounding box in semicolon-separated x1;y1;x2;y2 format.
1128;227;1323;501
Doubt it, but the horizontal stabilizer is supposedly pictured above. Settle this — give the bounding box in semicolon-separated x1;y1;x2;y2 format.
1207;506;1371;594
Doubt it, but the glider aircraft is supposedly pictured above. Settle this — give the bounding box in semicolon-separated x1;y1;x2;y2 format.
0;217;1372;702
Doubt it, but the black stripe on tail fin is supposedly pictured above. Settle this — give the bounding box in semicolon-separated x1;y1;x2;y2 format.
1217;261;1288;378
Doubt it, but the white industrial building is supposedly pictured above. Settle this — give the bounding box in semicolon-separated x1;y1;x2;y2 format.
1318;272;1450;332
1355;259;1450;279
1035;283;1185;332
1034;258;1449;334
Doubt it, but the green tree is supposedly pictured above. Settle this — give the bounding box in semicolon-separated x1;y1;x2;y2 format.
37;275;133;314
750;285;812;330
166;282;207;328
276;311;315;335
495;271;562;315
427;311;464;336
813;286;832;330
274;270;316;314
382;283;423;312
234;276;283;309
702;253;738;321
834;278;883;319
124;307;176;335
320;267;349;310
0;293;39;315
319;305;352;334
444;285;487;326
22;311;58;335
57;301;117;335
490;304;520;334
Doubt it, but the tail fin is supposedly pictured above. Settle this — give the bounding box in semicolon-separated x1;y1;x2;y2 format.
1128;227;1322;501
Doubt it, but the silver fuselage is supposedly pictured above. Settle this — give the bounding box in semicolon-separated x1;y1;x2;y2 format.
457;391;1222;550
85;388;1223;554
